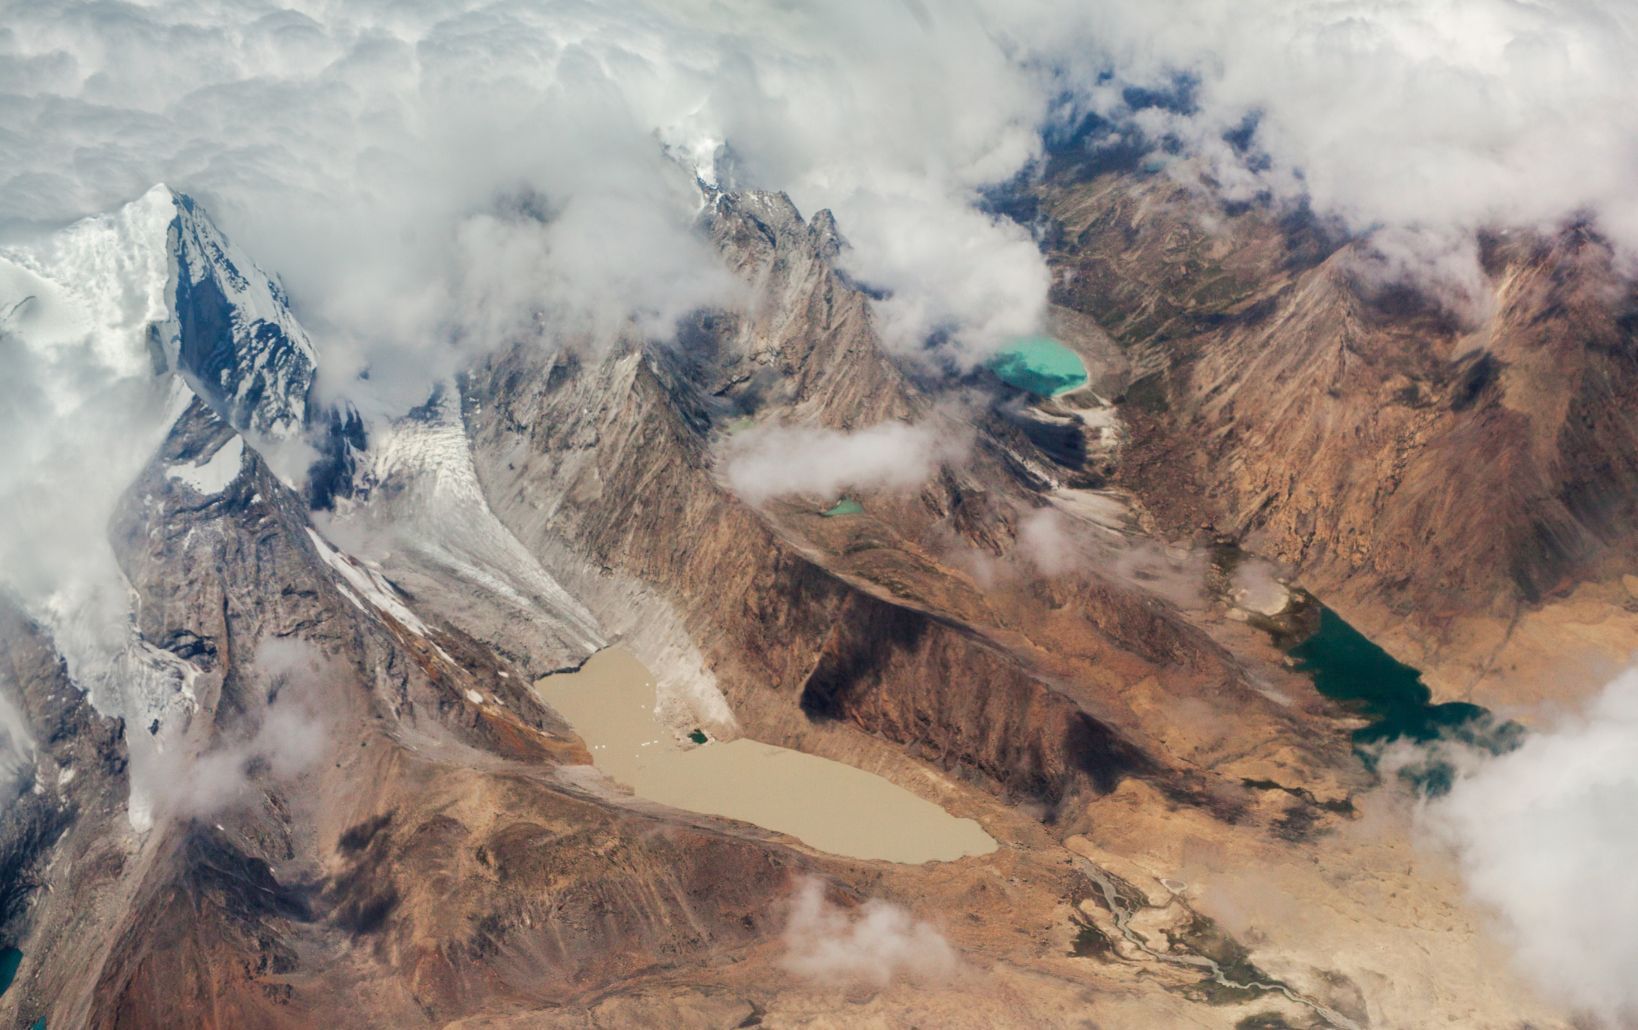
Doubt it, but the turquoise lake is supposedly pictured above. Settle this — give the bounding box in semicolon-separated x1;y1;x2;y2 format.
1287;606;1522;793
990;336;1089;397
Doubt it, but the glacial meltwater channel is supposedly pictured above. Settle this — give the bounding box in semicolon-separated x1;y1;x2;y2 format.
536;649;996;863
1287;606;1522;792
990;336;1089;397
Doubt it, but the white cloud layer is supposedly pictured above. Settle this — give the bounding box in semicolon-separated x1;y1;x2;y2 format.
4;0;1636;385
721;419;968;506
1427;668;1638;1026
1014;0;1638;284
0;686;33;808
0;0;1061;390
781;877;958;989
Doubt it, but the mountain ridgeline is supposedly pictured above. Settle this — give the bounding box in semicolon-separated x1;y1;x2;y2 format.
0;168;1621;1028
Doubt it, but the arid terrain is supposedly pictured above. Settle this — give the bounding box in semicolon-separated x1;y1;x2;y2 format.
2;152;1626;1029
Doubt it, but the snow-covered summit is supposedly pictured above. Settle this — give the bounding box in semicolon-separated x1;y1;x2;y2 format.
167;188;319;440
0;186;336;781
0;184;319;440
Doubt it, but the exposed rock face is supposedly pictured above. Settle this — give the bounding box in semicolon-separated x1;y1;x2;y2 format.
0;197;835;1027
1;397;825;1029
0;599;128;937
468;192;1222;816
1036;167;1638;697
166;191;319;441
685;190;916;426
0;179;1595;1030
162;188;364;508
463;189;1355;831
796;588;1155;804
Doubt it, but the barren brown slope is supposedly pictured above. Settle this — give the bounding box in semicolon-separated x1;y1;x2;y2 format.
0;181;1582;1028
0;402;1379;1030
1038;167;1638;705
459;188;1573;1027
463;190;1357;826
0;402;832;1029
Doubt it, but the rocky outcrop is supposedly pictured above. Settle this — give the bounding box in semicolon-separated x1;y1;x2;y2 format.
1;174;1569;1030
1036;167;1638;687
464;190;1330;821
686;190;917;427
0;396;824;1029
798;588;1154;805
0;599;129;995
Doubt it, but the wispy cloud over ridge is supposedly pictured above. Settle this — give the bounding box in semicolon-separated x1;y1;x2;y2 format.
721;419;969;506
4;0;1635;387
0;0;1055;387
781;877;959;988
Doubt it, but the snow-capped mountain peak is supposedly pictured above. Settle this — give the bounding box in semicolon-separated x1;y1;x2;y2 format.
167;190;318;440
0;184;319;439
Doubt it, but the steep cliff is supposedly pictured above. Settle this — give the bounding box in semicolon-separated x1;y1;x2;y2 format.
1036;166;1638;703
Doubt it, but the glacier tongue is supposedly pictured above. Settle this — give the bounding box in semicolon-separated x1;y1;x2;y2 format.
321;383;605;673
0;184;612;831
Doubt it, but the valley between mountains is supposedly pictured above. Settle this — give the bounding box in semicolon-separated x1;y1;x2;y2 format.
2;162;1626;1029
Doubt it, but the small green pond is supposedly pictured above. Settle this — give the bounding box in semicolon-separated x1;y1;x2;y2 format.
989;336;1089;397
821;498;864;517
0;946;21;997
1287;606;1522;793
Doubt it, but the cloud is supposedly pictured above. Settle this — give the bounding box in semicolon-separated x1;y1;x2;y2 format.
1424;667;1638;1026
1228;558;1289;617
5;0;1638;836
1005;0;1638;292
0;192;199;710
0;0;1059;396
129;638;330;824
721;419;969;506
1016;507;1082;575
780;877;958;989
3;0;1635;390
0;685;33;808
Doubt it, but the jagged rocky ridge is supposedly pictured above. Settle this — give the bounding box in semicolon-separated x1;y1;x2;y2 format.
0;176;1604;1028
1026;162;1638;701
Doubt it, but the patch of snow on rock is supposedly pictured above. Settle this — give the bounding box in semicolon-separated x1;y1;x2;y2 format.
167;435;244;494
305;528;431;637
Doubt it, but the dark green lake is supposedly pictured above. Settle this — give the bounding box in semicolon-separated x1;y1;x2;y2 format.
0;946;21;997
1287;606;1522;792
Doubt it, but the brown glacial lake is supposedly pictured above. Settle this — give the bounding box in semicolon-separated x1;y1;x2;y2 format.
537;648;996;863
